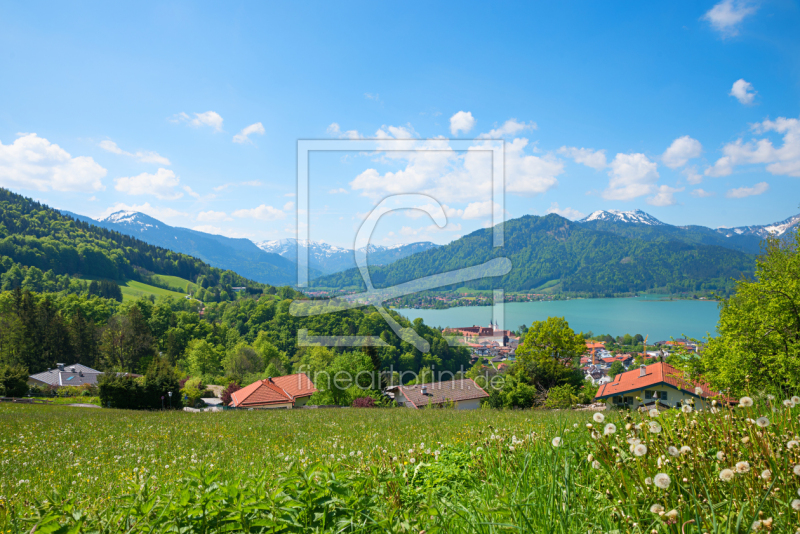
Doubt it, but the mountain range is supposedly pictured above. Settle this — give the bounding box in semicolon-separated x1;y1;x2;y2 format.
59;205;798;293
256;238;439;274
311;209;800;296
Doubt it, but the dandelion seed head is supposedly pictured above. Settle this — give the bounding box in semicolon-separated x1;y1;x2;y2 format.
792;499;800;511
793;464;800;476
681;405;693;414
634;444;648;457
694;386;703;395
719;469;735;482
735;461;750;473
649;408;659;417
592;460;601;469
792;396;800;404
654;473;671;489
739;396;754;407
756;417;770;428
680;446;692;455
552;437;562;447
645;477;653;485
649;504;664;514
649;422;662;434
668;446;680;457
665;509;678;520
716;451;725;461
760;469;771;480
604;423;617;435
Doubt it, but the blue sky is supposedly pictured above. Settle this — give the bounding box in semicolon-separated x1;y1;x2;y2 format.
0;1;798;248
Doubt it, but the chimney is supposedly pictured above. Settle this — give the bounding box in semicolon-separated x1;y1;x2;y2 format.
639;364;647;377
70;367;76;373
421;385;427;396
57;363;64;371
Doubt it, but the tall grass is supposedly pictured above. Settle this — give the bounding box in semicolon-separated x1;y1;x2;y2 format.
1;397;798;532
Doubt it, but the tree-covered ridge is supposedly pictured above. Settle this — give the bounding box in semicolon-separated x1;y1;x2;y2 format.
313;214;756;296
0;188;271;300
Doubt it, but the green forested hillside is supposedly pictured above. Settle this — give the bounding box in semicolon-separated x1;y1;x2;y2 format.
313;214;756;296
0;188;269;302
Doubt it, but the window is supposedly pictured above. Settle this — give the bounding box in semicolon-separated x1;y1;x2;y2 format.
624;396;633;404
659;391;667;401
645;390;653;399
613;396;622;404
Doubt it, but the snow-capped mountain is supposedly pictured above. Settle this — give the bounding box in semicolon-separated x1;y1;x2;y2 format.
717;213;800;239
64;210;305;286
579;209;666;226
255;238;439;274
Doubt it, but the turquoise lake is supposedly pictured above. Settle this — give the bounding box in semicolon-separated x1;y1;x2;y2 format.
395;296;721;340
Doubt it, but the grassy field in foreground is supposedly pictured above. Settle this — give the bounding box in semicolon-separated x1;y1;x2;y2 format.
1;401;799;533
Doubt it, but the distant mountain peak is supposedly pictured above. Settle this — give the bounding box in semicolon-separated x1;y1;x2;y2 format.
717;213;800;239
579;209;666;226
100;210;162;230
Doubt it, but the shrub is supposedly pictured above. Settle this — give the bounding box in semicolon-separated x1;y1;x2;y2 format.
352;397;376;408
98;357;182;410
544;384;577;409
221;382;241;406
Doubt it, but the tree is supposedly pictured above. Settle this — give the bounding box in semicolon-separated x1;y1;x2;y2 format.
221;382;241;406
514;317;585;390
0;364;29;397
185;339;220;377
98;308;155;373
607;360;625;378
222;343;263;377
700;231;800;395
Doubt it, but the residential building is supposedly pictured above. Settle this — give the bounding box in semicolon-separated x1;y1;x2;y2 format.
594;362;727;410
28;363;103;388
387;378;489;410
230;373;317;409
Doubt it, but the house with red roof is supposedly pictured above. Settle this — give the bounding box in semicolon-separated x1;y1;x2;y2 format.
230;373;317;409
594;362;726;410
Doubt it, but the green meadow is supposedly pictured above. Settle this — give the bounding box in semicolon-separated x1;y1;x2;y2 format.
1;398;799;533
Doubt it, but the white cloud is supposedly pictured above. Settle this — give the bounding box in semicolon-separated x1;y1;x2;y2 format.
662;136;702;168
545;202;586;220
462;200;502;220
97;202;188;221
328;188;348;194
647;185;684;206
284;192;296;197
283;201;295;211
327;122;362;139
558;146;607;170
171;111;224;132
99;140;171;165
192;225;224;235
197;210;231;222
691;188;716;197
114;168;182;200
232;122;265;144
707;115;800;177
232;204;287;221
703;0;757;37
0;133;106;192
726;182;769;198
479;119;537;139
682;166;704;184
183;185;200;199
504;138;563;196
602;153;660;200
449;111;476;135
405;203;464;220
364;93;380;101
729;79;756;104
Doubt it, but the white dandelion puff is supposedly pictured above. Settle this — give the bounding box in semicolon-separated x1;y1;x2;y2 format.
552;437;562;447
665;509;678;520
694;387;703;395
681;405;693;414
716;451;725;461
654;473;671;489
649;408;659;417
719;469;735;482
668;446;680;457
793;464;800;476
649;422;662;434
634;444;648;457
645;477;653;485
739;396;754;407
680;446;692;455
784;399;795;408
792;499;800;511
604;423;617;435
788;440;799;450
792;396;800;404
735;461;750;474
649;504;664;514
592;460;601;469
593;412;605;423
756;417;770;428
760;469;771;480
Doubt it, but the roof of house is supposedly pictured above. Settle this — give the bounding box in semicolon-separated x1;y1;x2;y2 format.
230;373;316;408
595;362;722;400
393;378;489;408
29;364;103;387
